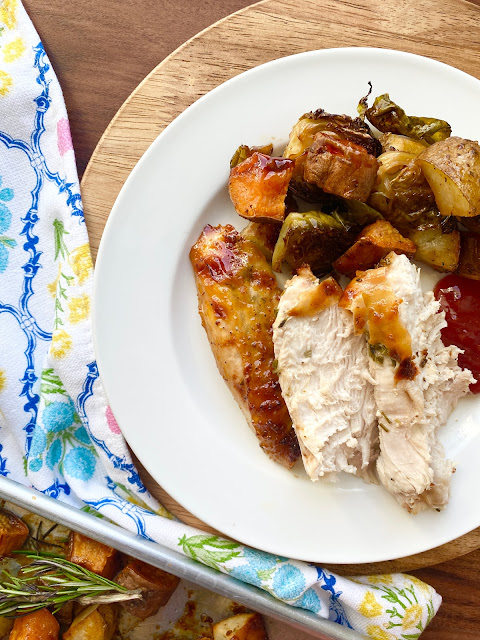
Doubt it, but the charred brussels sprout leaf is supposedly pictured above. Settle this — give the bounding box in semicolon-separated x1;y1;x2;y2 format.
240;221;280;263
272;211;352;273
330;199;383;233
365;94;451;144
230;143;274;169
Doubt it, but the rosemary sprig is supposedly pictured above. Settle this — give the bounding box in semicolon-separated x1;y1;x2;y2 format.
0;552;141;617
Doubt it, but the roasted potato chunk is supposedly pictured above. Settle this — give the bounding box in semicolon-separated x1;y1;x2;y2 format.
63;604;117;640
379;133;429;155
114;559;180;620
417;137;480;217
303;133;378;202
67;532;119;579
272;211;352;273
409;227;460;272
457;232;480;280
9;610;59;640
333;220;415;276
0;508;29;556
213;613;268;640
228;152;294;223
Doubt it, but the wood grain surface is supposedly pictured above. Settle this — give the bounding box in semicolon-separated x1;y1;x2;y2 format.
32;0;480;636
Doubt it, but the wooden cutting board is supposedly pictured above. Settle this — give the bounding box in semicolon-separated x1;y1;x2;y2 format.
81;0;480;574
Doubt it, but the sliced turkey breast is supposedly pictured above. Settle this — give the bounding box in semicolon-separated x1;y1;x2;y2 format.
273;267;378;480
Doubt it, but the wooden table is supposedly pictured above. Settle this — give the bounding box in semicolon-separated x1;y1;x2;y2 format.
25;1;480;637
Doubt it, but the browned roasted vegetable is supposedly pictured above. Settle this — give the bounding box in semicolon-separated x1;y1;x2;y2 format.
417;137;480;217
114;559;180;620
457;232;480;280
333;220;416;276
272;211;352;273
365;94;451;144
409;227;461;272
228;152;294;223
0;509;29;557
62;604;117;640
213;613;268;640
240;221;280;262
230;143;274;168
303;133;378;202
9;610;59;640
0;616;13;638
459;215;480;233
379;133;429;155
67;532;119;579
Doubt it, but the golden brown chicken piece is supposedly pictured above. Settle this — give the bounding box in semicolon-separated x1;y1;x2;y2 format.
190;224;300;468
228;152;294;223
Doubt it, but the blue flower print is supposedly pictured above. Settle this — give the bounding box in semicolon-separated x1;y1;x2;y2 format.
64;447;96;480
0;176;16;272
29;458;43;473
42;399;75;432
294;587;322;614
29;429;47;457
229;563;263;587
243;547;279;570
272;564;306;600
46;439;62;469
74;426;91;445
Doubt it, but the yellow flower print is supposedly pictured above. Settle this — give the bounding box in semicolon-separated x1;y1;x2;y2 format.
0;0;17;29
47;263;61;298
69;244;93;284
408;576;433;598
0;370;6;392
68;294;90;324
0;70;13;96
50;329;72;358
367;574;394;586
3;37;26;62
402;604;423;629
358;591;383;618
366;625;396;640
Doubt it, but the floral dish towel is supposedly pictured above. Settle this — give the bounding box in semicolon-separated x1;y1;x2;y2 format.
0;1;441;637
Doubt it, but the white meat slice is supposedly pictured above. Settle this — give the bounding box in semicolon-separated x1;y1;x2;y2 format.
273;267;378;481
341;252;473;512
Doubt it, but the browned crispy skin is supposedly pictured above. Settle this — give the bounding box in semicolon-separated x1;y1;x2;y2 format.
190;224;300;468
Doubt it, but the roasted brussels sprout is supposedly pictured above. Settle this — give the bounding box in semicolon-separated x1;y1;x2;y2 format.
457;232;480;280
240;221;280;262
417;137;480;217
230;143;274;168
409;227;460;272
365;94;451;144
228;152;294;223
272;210;351;273
330;198;383;232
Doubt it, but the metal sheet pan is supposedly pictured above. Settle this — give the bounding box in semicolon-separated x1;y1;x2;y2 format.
0;476;363;640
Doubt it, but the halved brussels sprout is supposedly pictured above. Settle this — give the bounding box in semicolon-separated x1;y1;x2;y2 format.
365;94;451;144
272;211;351;273
240;221;280;263
230;143;274;169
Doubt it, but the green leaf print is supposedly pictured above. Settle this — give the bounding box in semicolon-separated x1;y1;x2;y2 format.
257;568;276;581
178;534;241;570
53;219;69;260
81;505;105;519
40;369;67;397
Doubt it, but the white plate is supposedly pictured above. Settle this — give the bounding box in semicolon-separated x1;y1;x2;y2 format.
94;48;480;564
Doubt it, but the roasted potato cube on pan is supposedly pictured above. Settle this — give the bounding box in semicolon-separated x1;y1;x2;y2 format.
9;610;59;640
228;152;294;223
63;604;117;640
417;137;480;217
333;220;416;276
114;559;180;619
0;508;29;557
67;532;119;579
213;613;268;640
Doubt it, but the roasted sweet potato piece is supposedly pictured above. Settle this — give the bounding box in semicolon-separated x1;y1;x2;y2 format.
228;152;294;223
62;604;117;640
114;559;180;619
304;133;378;202
0;508;29;557
213;613;268;640
333;220;416;276
9;610;59;640
66;532;119;579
